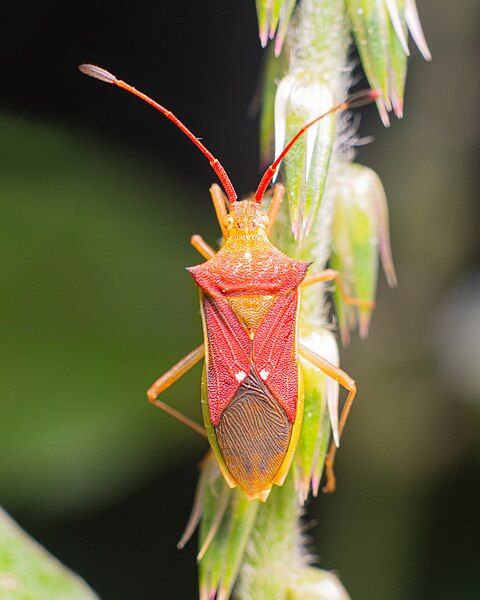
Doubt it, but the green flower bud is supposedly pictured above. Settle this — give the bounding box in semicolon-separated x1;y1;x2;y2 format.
256;0;297;56
331;163;397;343
346;0;391;124
387;0;408;118
345;0;430;124
288;567;351;599
186;455;258;600
297;330;340;501
275;71;337;240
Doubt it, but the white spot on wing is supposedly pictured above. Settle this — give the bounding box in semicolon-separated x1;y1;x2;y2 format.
235;371;247;382
260;369;269;381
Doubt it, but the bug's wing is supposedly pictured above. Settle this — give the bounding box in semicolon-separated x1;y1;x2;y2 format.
252;290;299;422
202;293;251;426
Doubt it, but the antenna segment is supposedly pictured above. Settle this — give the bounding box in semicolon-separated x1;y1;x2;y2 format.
79;64;238;203
254;89;381;203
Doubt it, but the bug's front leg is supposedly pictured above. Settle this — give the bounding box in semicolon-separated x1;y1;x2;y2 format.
266;184;285;237
147;344;207;438
209;183;230;239
301;269;375;310
191;235;215;260
299;344;357;494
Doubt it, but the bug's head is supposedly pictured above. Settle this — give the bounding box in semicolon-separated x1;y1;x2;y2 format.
224;200;269;236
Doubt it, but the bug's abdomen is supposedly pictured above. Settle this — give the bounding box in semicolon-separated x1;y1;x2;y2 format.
215;368;292;496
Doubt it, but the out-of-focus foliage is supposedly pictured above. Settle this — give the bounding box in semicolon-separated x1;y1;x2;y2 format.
256;0;296;55
0;111;205;517
0;508;97;599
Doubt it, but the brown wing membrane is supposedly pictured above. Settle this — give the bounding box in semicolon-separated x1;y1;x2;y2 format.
215;368;292;496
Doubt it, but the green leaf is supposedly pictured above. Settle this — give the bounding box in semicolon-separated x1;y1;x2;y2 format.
0;508;98;599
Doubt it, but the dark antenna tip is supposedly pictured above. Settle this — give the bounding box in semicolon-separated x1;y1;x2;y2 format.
78;64;118;84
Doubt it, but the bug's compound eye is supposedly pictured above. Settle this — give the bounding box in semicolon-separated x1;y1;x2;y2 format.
224;214;235;229
258;214;269;230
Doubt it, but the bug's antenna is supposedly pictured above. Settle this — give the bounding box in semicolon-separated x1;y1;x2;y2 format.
254;89;381;203
79;64;238;203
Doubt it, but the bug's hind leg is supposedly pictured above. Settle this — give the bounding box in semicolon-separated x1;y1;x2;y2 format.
301;268;375;310
209;183;230;239
266;184;285;237
299;344;356;494
147;344;207;438
191;235;215;259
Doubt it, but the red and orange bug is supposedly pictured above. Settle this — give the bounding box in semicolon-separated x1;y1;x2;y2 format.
80;64;378;501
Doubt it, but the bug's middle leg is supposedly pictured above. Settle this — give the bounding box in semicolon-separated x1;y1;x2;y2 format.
299;344;357;494
301;269;375;310
147;344;207;438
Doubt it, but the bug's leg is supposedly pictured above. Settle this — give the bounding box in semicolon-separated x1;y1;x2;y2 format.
147;344;207;438
301;269;375;310
191;235;216;260
299;344;356;494
209;183;230;239
266;184;285;237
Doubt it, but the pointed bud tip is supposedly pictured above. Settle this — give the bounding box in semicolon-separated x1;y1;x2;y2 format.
386;270;398;288
274;36;284;57
296;476;311;504
78;64;117;84
394;105;404;119
259;27;269;47
377;99;391;127
359;312;372;339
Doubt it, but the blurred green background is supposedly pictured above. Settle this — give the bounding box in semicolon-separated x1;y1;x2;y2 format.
1;1;479;598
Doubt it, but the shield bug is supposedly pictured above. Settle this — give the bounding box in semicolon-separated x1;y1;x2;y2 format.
79;64;378;501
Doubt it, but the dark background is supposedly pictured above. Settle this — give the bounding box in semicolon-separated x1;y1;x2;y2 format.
1;1;479;599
